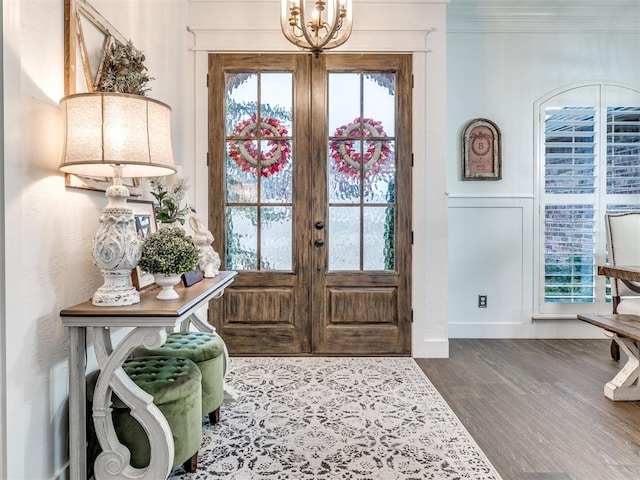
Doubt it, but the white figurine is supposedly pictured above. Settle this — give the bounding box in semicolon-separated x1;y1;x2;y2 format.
189;216;221;277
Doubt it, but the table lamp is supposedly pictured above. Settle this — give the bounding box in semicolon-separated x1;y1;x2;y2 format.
59;92;176;306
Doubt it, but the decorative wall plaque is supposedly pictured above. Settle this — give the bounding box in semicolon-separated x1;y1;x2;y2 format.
462;118;502;180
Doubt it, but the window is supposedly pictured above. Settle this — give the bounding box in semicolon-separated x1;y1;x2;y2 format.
536;84;640;315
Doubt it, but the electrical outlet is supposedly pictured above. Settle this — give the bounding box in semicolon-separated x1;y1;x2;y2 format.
478;295;487;308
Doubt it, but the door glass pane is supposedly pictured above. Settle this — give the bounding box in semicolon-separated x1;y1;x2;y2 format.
363;73;395;136
364;141;395;203
225;71;293;271
329;206;360;270
261;138;293;203
328;73;360;134
261;206;292;270
226;140;258;203
328;141;361;203
261;73;293;134
327;71;397;271
262;157;293;203
225;73;258;135
226;206;257;270
364;207;394;270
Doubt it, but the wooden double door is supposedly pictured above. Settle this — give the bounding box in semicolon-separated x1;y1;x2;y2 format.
207;53;412;355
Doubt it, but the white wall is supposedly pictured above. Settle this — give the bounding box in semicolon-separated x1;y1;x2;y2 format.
1;2;6;476
447;0;640;337
2;1;187;478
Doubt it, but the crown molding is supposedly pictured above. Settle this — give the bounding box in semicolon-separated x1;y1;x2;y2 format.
448;1;640;33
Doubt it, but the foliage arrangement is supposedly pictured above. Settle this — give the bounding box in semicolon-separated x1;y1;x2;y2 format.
138;228;199;275
149;176;196;225
97;40;153;95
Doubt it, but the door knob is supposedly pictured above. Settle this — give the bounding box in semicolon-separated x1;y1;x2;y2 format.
314;221;325;230
314;239;325;247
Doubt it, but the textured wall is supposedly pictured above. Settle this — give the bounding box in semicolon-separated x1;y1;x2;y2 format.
2;1;187;478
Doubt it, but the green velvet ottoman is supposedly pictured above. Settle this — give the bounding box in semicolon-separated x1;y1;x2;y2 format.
137;332;226;425
87;356;203;473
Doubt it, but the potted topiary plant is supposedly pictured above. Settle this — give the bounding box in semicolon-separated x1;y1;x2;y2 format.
138;227;199;300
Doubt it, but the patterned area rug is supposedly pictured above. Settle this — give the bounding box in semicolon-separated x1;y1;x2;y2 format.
169;357;502;480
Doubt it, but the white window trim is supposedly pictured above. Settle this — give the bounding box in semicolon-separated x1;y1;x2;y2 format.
533;81;640;317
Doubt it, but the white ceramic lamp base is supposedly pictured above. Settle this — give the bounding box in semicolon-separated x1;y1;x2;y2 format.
92;269;140;306
91;182;142;307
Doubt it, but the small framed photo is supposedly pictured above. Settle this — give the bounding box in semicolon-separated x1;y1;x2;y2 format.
462;118;502;180
128;199;157;290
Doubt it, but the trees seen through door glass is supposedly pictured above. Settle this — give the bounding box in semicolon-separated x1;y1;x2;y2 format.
327;72;396;271
224;72;293;271
223;69;397;273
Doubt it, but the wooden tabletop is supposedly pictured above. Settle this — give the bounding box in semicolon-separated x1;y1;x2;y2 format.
577;313;640;342
597;265;640;282
60;271;237;320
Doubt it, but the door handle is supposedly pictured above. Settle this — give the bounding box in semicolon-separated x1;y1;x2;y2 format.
314;239;325;247
314;221;325;230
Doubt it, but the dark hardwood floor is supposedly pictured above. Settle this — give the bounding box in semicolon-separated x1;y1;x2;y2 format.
416;339;640;480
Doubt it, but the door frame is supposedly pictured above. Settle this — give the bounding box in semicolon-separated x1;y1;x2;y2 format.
189;19;450;357
207;53;413;355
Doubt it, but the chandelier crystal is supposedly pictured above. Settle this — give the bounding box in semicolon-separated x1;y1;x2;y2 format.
280;0;353;56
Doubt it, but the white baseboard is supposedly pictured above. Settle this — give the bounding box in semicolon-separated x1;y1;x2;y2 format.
448;320;607;339
412;338;449;358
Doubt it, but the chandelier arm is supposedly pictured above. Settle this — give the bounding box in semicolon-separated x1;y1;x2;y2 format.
323;0;353;50
322;14;352;50
299;3;324;50
321;18;343;45
280;1;305;45
280;0;352;54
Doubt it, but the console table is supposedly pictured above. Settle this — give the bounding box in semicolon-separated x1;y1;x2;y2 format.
60;271;237;480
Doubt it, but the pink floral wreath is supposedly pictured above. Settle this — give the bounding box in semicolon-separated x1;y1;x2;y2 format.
228;114;291;178
329;117;391;178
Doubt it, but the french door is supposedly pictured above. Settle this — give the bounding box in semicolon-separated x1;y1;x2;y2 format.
208;53;412;355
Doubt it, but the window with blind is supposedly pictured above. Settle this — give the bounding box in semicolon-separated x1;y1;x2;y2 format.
537;84;640;315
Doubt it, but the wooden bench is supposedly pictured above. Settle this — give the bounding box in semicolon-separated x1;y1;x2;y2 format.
578;313;640;401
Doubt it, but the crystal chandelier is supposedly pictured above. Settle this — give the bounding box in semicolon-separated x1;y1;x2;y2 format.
280;0;353;57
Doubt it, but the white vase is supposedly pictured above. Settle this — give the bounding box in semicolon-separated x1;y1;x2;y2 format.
154;273;181;300
158;221;182;230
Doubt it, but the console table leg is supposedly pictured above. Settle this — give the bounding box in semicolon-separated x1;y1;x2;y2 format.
91;326;174;480
69;327;87;480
